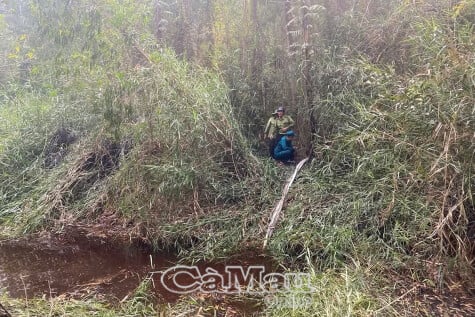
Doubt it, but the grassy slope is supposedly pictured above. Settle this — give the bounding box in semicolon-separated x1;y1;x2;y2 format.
1;1;475;316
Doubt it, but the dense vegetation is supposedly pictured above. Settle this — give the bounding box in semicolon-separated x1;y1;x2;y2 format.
1;0;475;316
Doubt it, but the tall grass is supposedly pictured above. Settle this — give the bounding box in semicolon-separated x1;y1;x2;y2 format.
1;1;475;315
266;268;386;317
0;0;263;239
0;279;159;317
263;1;475;296
101;52;259;217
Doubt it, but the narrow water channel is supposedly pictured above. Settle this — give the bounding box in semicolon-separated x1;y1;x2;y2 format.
0;235;169;301
0;233;274;306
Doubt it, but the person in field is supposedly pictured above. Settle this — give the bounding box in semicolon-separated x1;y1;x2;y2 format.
273;130;296;163
264;106;294;158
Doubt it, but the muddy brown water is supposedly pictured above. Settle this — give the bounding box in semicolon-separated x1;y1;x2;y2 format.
0;233;275;306
0;235;171;301
2;235;475;316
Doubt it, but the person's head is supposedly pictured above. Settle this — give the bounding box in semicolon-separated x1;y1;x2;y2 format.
285;130;295;140
276;106;285;118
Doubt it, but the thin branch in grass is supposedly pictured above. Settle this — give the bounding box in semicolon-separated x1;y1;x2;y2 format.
0;302;11;317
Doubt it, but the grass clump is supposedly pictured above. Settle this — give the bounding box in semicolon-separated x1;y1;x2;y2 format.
0;279;158;317
0;47;265;257
101;53;258;216
265;267;385;317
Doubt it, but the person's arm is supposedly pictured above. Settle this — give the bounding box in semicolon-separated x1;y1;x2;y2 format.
264;118;271;135
284;116;294;130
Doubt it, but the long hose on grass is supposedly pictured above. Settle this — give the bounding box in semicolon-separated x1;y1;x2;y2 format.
263;157;309;249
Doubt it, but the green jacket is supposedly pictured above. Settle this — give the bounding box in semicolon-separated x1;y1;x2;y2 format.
264;115;294;139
